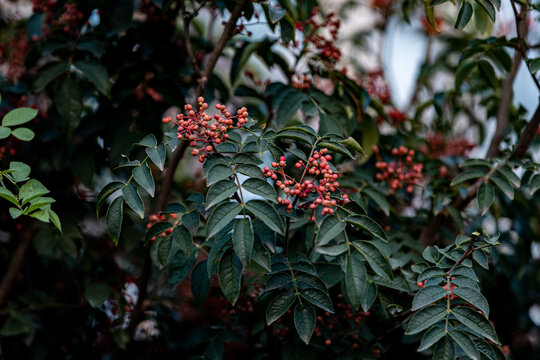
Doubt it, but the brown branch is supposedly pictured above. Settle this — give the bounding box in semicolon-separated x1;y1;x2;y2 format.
196;0;248;97
487;7;528;157
127;0;248;342
0;231;32;310
513;104;540;159
446;233;478;275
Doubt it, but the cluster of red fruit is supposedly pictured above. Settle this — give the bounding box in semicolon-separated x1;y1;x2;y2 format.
420;132;476;159
372;145;423;195
417;277;457;300
145;213;179;241
362;70;391;104
162;97;248;163
0;31;28;82
262;149;349;218
371;0;396;15
304;7;342;68
32;1;84;37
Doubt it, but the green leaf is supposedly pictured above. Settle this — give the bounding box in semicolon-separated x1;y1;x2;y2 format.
360;277;377;312
146;143;166;171
207;163;234;186
266;272;292;291
11;128;36;141
452;287;490;316
405;305;447;334
163;202;187;214
296;273;328;292
351;241;393;279
1;314;33;337
317;215;346;245
135;134;157;147
33;61;67;91
455;60;476;89
294;303;316;345
418;326;446;351
168;251;196;287
490;173;514;200
26;196;55;213
55;77;83;132
450;266;479;281
84;282;110;307
218;249;243;304
11;128;35;141
144;222;173;243
411;286;448;311
206;202;242;238
19;179;49;204
418;267;447;282
476;182;495;215
448;329;480;360
345;215;388;242
237;164;265;179
276;129;315;145
344;253;367;310
157;236;173;265
363;188;390;216
269;4;286;22
317;142;354;159
452;306;499;344
245;200;284;235
460;159;493;168
182;211;200;235
266;291;296;325
455;1;473;29
475;0;496;21
122;183;144;218
172;225;193;257
74;60;111;96
233;218;254;266
9;161;31;182
96;182;124;216
478;60;498;89
433;336;455;360
0;127;11;139
529;174;540;195
9;207;22;219
191;260;211;303
300;288;334;313
205;179;238;210
496;167;520;188
451;168;486;186
133;163;155;197
0;187;19;207
279;16;295;44
2;108;38;127
339;137;366;156
242;178;277;203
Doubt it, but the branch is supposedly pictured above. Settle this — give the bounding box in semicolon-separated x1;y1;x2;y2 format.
196;0;248;97
446;233;477;275
127;0;248;342
512;103;540;159
0;231;32;309
486;4;528;157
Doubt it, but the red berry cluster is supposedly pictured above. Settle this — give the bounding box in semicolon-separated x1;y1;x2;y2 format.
372;145;423;195
145;213;179;241
162;96;248;163
32;1;85;37
262;149;349;219
0;31;28;82
362;70;391;104
388;108;407;125
304;7;342;68
420;132;476;159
